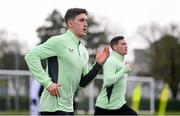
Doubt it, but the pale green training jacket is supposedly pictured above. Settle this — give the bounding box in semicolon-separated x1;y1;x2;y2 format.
25;30;102;112
95;51;130;110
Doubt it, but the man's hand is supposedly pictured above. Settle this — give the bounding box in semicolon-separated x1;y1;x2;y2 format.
96;47;110;65
125;62;134;71
47;83;61;96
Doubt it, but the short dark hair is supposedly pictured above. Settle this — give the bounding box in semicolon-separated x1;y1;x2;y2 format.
64;8;88;24
110;36;124;50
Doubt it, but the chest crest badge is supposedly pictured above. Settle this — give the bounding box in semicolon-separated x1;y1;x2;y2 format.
68;48;74;53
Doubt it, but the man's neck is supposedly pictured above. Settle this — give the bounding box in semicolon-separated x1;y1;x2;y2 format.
69;29;82;39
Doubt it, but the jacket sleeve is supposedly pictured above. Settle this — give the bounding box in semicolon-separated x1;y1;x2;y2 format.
103;60;130;87
25;37;57;89
79;62;102;88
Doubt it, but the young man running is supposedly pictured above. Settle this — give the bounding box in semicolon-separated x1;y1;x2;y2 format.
95;36;137;115
25;8;109;115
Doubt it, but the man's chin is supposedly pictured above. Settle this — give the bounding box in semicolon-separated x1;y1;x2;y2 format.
81;33;87;38
83;32;87;35
124;52;127;55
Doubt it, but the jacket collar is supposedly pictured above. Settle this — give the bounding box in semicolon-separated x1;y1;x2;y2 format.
66;29;81;45
112;51;124;61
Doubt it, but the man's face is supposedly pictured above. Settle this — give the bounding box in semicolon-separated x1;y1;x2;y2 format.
68;13;88;38
114;39;128;55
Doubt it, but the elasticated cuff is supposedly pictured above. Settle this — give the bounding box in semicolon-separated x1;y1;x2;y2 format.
43;80;53;89
94;62;102;70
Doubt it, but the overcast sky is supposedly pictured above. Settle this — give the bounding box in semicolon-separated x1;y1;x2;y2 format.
0;0;180;61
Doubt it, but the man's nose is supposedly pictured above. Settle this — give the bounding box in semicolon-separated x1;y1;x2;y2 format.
84;22;88;27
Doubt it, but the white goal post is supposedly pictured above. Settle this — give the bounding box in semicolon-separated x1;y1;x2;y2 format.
0;70;155;115
0;70;32;111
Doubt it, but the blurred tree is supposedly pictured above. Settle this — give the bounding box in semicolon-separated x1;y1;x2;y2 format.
0;29;28;70
150;35;180;98
36;9;109;64
36;9;67;44
137;23;180;98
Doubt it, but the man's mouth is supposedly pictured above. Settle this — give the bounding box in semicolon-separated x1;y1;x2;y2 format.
83;28;87;32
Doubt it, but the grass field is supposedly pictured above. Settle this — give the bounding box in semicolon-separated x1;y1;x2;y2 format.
0;111;29;115
0;111;180;115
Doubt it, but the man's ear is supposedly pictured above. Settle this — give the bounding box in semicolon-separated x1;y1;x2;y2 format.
67;20;73;28
112;45;117;51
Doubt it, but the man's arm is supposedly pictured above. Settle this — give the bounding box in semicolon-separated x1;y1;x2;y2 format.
79;62;102;87
79;47;109;87
25;37;56;89
103;60;130;87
